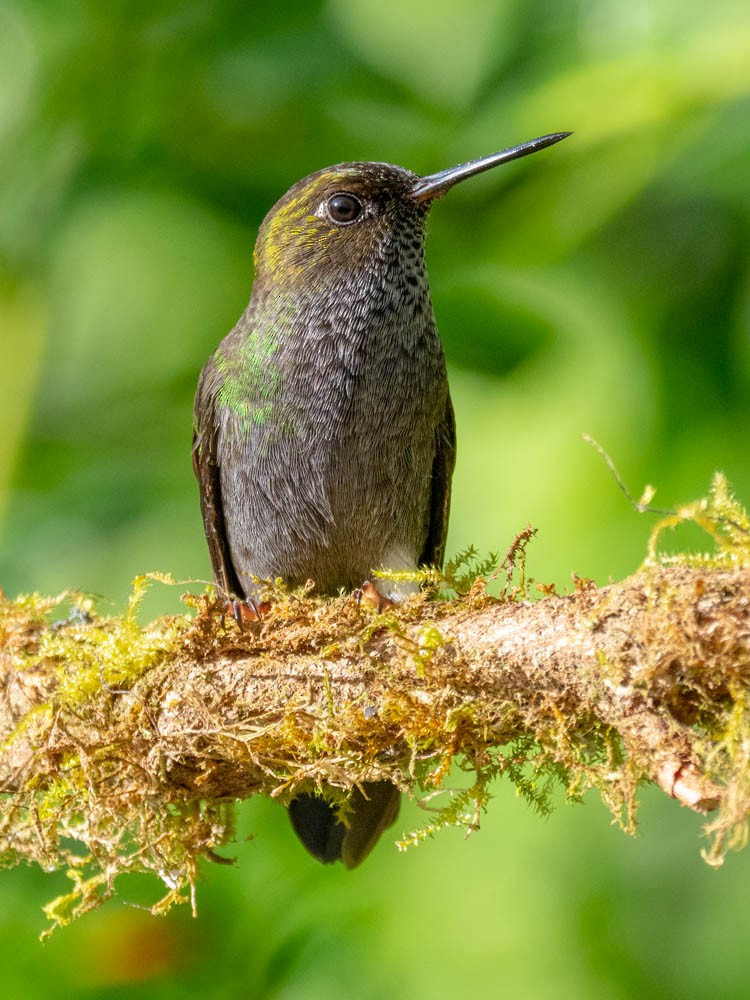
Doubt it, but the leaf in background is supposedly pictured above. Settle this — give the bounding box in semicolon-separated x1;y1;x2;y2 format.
327;0;518;110
0;282;45;532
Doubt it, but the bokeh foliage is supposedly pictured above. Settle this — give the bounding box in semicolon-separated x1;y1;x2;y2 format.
1;0;750;997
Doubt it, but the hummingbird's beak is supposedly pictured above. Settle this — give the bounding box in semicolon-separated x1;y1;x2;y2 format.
410;132;572;203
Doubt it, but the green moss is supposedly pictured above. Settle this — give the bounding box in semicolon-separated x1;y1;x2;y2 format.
646;472;750;569
36;574;189;707
413;625;446;677
0;577;219;937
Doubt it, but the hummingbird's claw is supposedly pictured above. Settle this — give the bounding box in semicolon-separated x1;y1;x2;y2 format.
224;597;269;626
355;580;397;613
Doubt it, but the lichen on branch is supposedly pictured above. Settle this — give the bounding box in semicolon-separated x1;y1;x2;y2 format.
1;473;749;936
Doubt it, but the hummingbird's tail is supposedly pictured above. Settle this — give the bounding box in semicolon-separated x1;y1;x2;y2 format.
288;781;400;869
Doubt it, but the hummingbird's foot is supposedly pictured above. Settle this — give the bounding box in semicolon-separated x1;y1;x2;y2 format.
355;581;397;613
225;597;269;625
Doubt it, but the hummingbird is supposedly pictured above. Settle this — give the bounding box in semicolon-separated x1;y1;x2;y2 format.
193;131;570;868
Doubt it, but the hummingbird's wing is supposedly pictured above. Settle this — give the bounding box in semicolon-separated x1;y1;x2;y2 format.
192;366;245;599
419;392;456;568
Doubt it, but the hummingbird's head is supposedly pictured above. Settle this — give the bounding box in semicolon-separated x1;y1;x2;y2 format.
252;133;572;296
253;161;427;291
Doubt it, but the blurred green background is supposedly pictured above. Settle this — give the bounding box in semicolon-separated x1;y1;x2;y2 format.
2;0;750;996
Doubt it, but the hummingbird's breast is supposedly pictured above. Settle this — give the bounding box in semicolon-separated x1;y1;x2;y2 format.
215;240;449;595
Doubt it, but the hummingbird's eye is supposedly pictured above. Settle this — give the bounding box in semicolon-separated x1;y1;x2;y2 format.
326;193;363;225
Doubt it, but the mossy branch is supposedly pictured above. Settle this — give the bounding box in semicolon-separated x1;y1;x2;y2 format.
1;473;750;935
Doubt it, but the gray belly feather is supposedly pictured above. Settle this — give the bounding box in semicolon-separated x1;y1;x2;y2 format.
217;311;446;595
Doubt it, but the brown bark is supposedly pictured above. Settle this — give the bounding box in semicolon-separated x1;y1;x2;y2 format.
3;561;750;931
3;565;747;818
